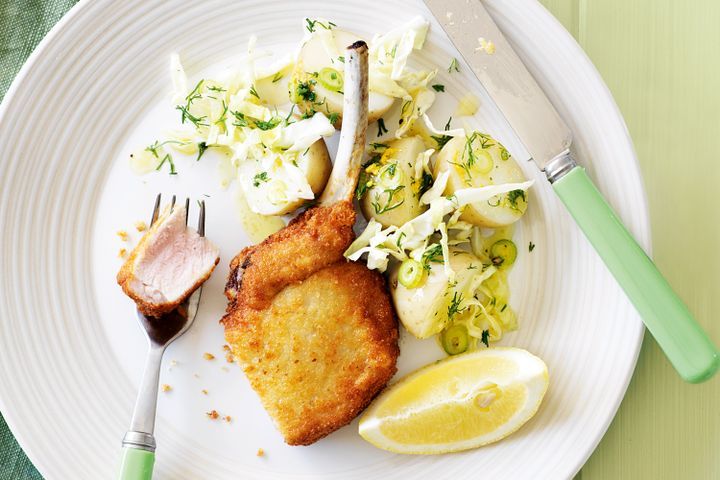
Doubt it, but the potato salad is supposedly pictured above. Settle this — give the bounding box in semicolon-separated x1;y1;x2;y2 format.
128;16;533;355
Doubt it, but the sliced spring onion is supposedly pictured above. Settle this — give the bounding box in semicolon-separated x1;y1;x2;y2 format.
490;239;518;268
318;67;343;92
441;324;469;355
472;148;493;174
398;259;426;288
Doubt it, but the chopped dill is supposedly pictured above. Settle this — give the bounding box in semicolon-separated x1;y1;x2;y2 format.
155;154;177;175
305;18;336;33
480;329;490;347
371;185;405;214
176;105;208;127
447;292;466;320
231;111;248;127
196;142;209;161
421;244;443;270
252;172;269;187
377;118;388;137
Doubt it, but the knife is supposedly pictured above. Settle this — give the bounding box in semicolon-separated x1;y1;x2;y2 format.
424;0;718;382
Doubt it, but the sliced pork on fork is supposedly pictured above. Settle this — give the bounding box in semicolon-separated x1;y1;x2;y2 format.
118;195;220;317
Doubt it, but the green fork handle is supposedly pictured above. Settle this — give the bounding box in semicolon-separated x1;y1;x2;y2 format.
118;446;155;480
553;166;719;383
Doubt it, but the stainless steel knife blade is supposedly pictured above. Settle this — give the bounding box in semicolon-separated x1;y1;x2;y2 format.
424;0;572;169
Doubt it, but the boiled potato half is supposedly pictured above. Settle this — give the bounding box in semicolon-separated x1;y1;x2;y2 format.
242;138;331;216
293;29;395;126
390;248;482;339
359;136;428;227
434;133;528;227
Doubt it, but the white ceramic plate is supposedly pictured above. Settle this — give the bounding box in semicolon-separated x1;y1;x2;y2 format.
0;0;648;478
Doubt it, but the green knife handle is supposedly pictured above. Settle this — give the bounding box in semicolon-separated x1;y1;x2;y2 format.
553;165;719;383
118;445;155;480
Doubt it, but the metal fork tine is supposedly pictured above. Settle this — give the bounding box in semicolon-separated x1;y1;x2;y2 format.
150;193;161;226
198;200;206;237
170;194;176;212
184;198;190;225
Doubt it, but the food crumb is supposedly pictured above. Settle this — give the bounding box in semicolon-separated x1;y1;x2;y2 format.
223;415;232;423
203;352;215;361
225;353;235;363
222;344;231;352
161;384;172;392
135;221;147;232
116;230;129;241
201;389;208;395
256;448;265;457
206;410;220;420
118;248;127;258
475;37;495;55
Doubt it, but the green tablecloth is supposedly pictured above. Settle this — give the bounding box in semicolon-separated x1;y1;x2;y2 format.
1;1;718;479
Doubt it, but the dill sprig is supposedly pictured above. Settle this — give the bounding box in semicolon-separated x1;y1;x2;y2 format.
305;18;336;33
371;185;405;214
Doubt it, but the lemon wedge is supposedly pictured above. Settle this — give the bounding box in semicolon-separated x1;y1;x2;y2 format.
358;348;548;454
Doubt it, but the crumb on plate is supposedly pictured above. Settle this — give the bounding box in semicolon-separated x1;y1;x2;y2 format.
225;353;235;363
135;221;147;232
206;409;219;420
256;448;265;457
118;248;128;258
161;384;172;392
223;415;232;423
203;352;215;361
475;37;495;55
222;344;231;352
116;230;129;241
201;389;208;395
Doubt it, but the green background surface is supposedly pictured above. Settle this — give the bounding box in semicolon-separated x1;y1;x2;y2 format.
0;0;718;478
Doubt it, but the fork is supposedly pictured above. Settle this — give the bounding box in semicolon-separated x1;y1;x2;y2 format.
118;194;206;480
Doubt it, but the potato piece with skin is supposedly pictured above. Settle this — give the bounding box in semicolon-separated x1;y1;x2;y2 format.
434;133;528;227
242;138;332;216
390;249;482;339
360;136;428;228
294;29;395;127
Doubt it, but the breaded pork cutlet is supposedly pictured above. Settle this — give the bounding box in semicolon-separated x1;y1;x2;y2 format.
224;260;397;445
222;41;399;445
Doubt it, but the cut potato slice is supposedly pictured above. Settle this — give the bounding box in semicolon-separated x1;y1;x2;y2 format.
434;133;528;227
294;29;395;126
359;136;427;228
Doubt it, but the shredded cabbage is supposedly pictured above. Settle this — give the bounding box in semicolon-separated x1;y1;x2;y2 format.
345;180;534;272
162;46;336;215
367;16;430;99
422;114;466;138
